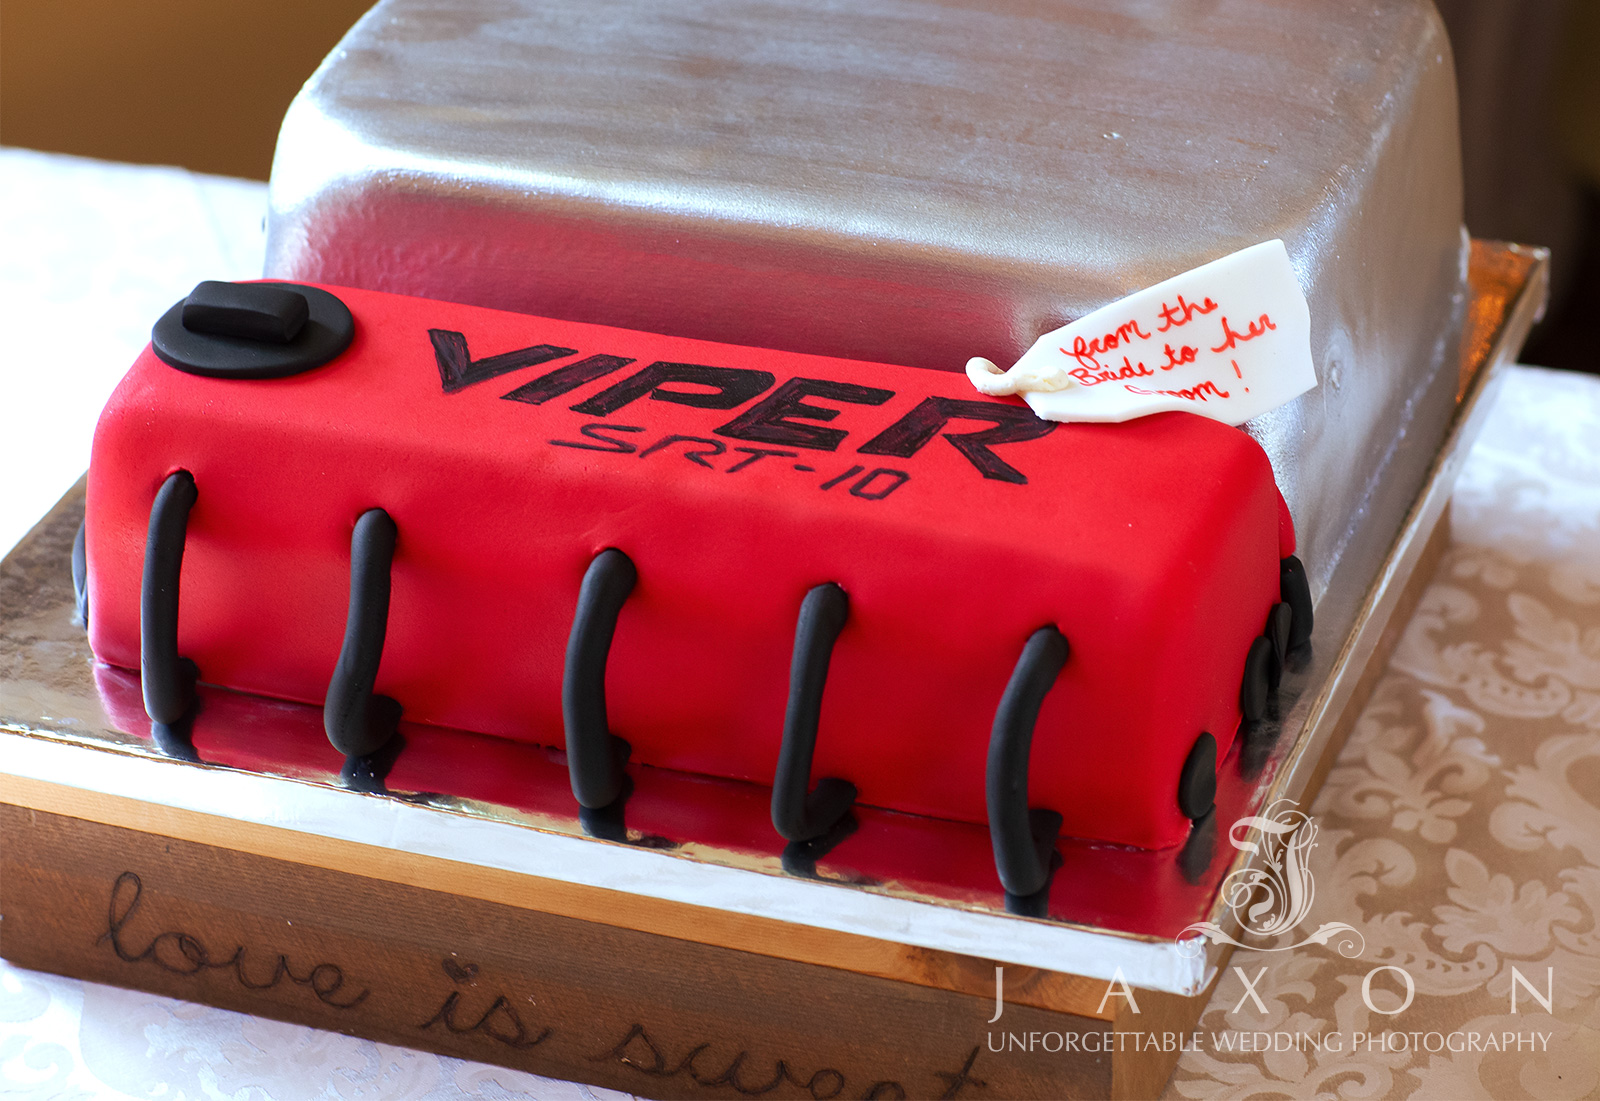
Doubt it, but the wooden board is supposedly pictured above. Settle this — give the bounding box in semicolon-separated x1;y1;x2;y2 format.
3;804;1207;1099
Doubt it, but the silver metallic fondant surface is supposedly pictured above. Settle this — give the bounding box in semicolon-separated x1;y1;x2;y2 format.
266;0;1467;616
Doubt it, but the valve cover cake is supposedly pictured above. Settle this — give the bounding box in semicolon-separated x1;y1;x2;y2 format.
84;281;1304;874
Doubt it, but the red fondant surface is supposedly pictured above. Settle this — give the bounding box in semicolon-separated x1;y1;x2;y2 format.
88;666;1282;935
87;284;1286;849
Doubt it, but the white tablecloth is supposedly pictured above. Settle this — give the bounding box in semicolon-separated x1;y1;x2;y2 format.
0;148;267;560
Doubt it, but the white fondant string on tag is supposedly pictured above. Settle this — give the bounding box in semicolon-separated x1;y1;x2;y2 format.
968;240;1315;426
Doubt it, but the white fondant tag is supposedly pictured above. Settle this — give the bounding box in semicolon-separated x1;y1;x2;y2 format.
968;240;1314;426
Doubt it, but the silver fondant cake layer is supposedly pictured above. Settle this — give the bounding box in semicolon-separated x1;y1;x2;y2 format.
265;0;1467;615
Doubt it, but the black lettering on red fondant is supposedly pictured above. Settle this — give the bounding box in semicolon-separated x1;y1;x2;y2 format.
820;465;865;490
571;362;776;415
715;377;894;451
501;354;635;405
727;447;799;473
447;327;1054;487
637;434;727;467
549;423;647;453
857;398;1055;484
849;468;910;500
430;330;578;394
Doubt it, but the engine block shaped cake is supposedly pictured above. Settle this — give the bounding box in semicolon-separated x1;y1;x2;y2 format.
84;280;1306;894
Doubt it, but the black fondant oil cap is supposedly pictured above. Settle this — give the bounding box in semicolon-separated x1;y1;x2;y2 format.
152;281;354;379
182;280;309;343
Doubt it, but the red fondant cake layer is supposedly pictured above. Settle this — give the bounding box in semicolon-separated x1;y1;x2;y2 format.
88;664;1275;936
87;284;1286;848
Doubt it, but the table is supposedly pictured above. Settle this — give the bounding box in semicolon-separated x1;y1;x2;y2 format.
3;148;1595;1100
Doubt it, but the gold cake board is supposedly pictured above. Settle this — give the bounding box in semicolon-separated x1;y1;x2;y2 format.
0;242;1547;1099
